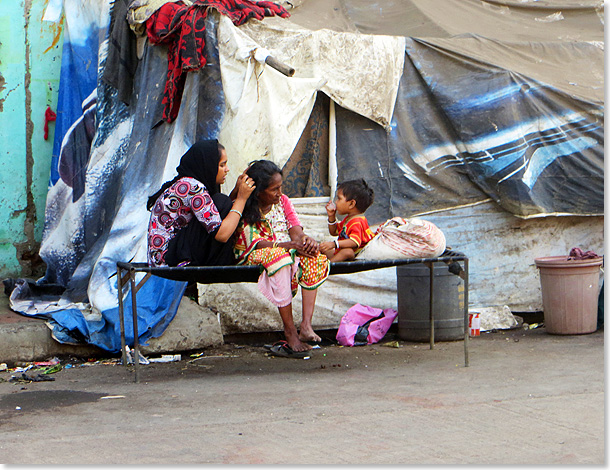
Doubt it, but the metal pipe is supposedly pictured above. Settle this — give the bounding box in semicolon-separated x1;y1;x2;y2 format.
464;258;470;367
129;271;140;383
116;265;127;367
329;99;337;200
265;55;295;77
429;262;435;350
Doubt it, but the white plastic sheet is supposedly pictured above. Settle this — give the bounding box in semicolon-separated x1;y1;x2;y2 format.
216;13;405;191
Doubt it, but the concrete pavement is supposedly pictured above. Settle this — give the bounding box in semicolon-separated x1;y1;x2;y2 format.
0;294;605;464
0;293;224;365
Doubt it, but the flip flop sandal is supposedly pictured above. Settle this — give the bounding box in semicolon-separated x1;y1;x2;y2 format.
265;341;310;359
263;340;290;351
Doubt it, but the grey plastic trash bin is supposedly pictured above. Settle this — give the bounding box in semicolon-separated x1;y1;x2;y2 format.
397;262;464;342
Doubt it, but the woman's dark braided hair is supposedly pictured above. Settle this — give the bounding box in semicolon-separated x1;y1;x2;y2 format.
242;160;283;225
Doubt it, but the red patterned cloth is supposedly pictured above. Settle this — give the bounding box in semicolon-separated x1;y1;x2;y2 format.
44;106;57;140
568;247;600;260
146;0;289;123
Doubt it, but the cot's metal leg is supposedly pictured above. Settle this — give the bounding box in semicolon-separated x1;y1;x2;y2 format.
464;258;470;367
129;271;140;383
116;266;127;367
428;262;434;350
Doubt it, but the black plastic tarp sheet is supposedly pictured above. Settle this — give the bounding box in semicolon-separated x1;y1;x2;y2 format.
335;37;603;223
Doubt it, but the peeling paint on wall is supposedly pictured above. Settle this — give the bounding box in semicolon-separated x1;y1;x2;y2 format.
15;0;45;277
43;14;64;54
0;0;62;278
0;71;5;112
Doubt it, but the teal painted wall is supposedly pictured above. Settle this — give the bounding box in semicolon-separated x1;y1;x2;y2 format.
0;0;63;278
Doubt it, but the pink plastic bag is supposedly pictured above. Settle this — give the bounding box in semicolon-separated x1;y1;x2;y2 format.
336;303;398;346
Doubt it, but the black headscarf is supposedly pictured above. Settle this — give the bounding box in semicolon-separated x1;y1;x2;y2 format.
147;139;221;210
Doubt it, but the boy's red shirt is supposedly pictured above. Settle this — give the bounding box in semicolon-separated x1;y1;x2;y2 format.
337;215;374;253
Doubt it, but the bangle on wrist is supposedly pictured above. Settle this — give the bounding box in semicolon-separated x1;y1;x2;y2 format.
328;219;337;225
229;209;242;217
273;242;278;248
334;239;340;249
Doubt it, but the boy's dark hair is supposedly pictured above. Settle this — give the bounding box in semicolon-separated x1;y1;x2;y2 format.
242;160;283;224
337;179;374;212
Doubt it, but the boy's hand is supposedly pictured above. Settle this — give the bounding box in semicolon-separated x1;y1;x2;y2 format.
319;241;336;253
325;201;337;218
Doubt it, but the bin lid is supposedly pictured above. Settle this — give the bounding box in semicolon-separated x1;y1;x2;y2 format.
534;255;603;269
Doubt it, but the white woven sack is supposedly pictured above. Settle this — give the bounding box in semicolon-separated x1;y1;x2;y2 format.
357;217;446;260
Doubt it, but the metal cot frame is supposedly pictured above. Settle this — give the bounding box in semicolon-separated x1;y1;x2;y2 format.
116;250;469;382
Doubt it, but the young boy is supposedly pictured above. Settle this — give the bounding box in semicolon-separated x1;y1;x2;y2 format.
320;179;375;262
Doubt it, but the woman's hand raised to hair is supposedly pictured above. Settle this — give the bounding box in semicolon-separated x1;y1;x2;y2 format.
216;173;253;243
230;170;254;201
236;175;256;201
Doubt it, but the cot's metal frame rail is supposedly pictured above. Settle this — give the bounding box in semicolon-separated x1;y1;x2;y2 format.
117;250;469;382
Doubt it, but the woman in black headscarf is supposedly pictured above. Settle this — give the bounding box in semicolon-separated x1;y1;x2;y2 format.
147;139;255;267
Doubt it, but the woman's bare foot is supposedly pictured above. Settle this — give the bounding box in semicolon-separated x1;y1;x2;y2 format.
299;326;321;343
285;331;313;352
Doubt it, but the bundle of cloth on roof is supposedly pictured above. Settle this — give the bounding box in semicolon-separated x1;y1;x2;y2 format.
133;0;289;123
